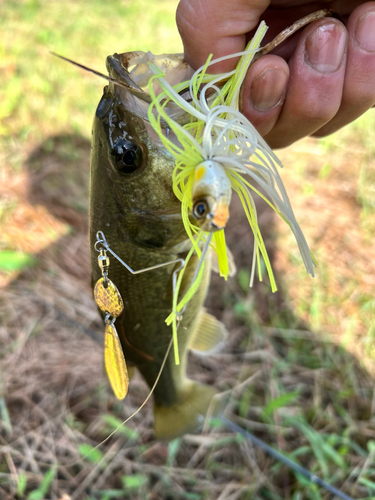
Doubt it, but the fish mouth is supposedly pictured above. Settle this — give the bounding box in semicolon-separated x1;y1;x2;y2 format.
123;206;182;218
141;210;182;219
193;197;230;232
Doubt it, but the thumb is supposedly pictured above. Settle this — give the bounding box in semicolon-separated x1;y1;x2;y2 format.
176;0;270;72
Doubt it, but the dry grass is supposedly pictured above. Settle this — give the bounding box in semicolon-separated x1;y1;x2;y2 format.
1;1;375;499
1;131;374;499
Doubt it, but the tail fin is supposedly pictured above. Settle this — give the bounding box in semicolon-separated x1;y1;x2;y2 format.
154;381;217;439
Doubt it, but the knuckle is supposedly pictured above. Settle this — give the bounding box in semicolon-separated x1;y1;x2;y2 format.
297;95;339;124
343;84;375;109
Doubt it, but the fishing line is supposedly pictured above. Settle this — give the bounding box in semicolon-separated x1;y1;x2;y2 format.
88;335;174;452
50;52;144;94
47;6;343;475
0;334;175;468
1;232;184;463
219;415;355;500
77;227;211;458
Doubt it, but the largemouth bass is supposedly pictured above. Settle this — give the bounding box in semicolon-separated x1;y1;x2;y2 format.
89;51;227;439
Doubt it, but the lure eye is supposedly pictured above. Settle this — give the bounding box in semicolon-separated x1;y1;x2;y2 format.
193;200;209;219
112;140;143;174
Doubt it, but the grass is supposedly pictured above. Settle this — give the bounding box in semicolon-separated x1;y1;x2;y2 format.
1;1;375;499
275;118;375;366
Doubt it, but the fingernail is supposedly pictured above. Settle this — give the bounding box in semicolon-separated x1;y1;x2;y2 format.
305;23;346;73
355;12;375;52
250;69;288;111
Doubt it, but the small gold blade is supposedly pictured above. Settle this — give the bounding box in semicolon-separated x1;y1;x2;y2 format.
94;277;124;317
104;323;129;400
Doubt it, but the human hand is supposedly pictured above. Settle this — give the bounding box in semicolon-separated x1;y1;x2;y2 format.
176;1;375;148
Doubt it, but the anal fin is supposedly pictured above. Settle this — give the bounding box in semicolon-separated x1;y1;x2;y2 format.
189;310;228;355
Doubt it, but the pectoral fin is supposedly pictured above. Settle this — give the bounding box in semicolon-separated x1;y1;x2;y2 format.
189;311;228;354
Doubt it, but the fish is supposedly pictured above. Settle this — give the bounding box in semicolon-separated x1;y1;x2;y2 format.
61;9;322;439
89;51;228;439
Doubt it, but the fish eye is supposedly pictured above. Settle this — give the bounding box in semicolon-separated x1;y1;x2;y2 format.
112;140;143;174
193;200;208;219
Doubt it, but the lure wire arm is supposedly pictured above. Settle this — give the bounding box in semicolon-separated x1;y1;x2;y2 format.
95;230;185;320
95;230;213;322
95;231;185;275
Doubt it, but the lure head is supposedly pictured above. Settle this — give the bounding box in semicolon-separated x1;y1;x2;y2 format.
192;160;232;232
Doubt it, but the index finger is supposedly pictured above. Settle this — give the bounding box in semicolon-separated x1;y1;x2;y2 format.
176;0;270;72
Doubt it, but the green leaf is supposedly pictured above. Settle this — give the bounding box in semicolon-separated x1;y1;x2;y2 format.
263;390;300;417
367;440;375;454
28;491;43;500
101;414;140;440
181;494;202;500
27;467;55;500
96;490;126;499
297;422;347;475
0;251;36;272
122;474;148;489
17;471;27;496
234;301;248;316
359;477;375;491
0;396;12;434
238;268;250;293
167;438;180;467
209;417;225;429
78;443;103;464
